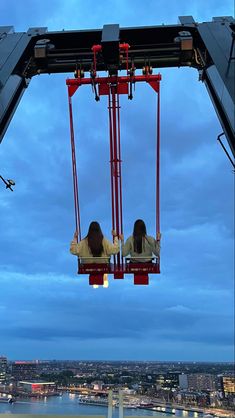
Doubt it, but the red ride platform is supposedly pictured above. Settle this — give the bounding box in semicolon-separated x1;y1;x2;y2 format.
78;262;160;286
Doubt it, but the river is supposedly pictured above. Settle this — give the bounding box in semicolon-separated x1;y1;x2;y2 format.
0;393;204;416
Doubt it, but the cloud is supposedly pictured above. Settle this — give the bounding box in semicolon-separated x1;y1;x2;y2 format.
165;304;193;313
0;0;234;361
0;269;233;361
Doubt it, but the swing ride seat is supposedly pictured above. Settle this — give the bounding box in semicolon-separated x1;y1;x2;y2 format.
79;262;113;285
124;256;160;285
79;262;110;274
78;262;125;285
78;257;110;285
77;257;160;285
124;263;160;274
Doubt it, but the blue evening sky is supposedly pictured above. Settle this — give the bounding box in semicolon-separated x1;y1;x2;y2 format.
0;0;234;361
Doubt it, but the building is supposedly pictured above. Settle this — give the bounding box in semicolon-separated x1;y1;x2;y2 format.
156;372;181;390
178;390;210;407
155;373;165;390
165;372;181;389
187;374;218;391
18;380;57;395
12;361;38;382
222;376;235;395
0;356;7;383
179;374;188;389
92;381;104;391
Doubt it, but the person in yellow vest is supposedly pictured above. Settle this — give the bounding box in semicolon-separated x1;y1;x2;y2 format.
121;219;161;262
70;221;120;264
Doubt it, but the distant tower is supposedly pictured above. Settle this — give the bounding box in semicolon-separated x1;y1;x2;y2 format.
0;356;7;383
179;374;188;389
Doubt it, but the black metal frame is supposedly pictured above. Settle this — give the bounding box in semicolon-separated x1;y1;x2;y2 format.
0;16;234;156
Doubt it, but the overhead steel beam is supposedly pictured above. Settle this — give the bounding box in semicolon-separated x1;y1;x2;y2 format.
0;17;234;156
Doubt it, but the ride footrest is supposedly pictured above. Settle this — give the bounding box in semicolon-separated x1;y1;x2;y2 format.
134;273;149;285
89;274;104;286
114;272;124;279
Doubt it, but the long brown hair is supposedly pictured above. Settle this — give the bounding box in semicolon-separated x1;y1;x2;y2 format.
86;221;104;256
133;219;147;253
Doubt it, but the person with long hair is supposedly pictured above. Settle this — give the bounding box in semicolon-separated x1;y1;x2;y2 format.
70;221;120;263
121;219;161;262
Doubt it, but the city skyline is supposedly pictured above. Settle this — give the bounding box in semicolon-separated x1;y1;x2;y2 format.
1;357;235;364
0;0;234;361
0;357;234;416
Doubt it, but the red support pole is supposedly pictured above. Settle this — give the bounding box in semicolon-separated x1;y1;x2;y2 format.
156;85;161;237
108;91;115;234
107;85;124;275
111;87;120;236
111;86;120;265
